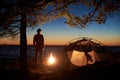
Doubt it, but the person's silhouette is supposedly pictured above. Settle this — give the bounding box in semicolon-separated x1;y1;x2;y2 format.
33;28;44;65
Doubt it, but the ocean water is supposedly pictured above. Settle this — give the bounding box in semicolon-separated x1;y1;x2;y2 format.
0;45;120;67
0;45;66;58
0;45;120;61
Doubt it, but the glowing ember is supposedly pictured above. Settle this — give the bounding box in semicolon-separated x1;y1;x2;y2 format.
48;53;55;65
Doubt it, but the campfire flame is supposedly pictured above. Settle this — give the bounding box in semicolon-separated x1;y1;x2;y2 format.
48;53;55;65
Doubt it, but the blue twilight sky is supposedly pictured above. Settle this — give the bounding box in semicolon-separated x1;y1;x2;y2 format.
0;4;120;46
26;10;120;46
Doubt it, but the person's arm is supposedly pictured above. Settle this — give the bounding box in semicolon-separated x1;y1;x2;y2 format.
42;35;44;48
33;36;36;47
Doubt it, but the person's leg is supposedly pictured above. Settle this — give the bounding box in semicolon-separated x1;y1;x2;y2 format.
39;49;43;65
35;49;39;65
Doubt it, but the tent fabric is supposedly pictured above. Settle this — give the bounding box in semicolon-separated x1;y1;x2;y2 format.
65;37;115;67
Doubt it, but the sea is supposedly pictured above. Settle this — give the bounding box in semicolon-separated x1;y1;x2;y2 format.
0;45;66;59
0;45;120;67
0;45;120;58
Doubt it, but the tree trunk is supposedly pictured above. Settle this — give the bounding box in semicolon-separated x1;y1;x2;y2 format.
20;12;28;72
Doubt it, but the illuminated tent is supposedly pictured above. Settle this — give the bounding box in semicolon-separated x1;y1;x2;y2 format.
64;37;114;67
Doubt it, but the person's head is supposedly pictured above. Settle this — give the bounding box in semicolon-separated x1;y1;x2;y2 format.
37;28;41;33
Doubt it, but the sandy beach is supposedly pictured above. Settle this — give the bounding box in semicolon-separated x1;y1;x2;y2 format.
0;53;120;80
0;45;120;80
0;61;120;80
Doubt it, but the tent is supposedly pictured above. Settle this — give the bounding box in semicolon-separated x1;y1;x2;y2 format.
64;37;115;68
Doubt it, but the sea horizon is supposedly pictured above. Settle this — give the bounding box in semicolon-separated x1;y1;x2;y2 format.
0;44;120;47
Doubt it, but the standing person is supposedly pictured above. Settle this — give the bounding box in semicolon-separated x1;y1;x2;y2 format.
33;28;44;65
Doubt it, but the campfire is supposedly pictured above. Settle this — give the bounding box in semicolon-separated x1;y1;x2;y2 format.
48;53;55;65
